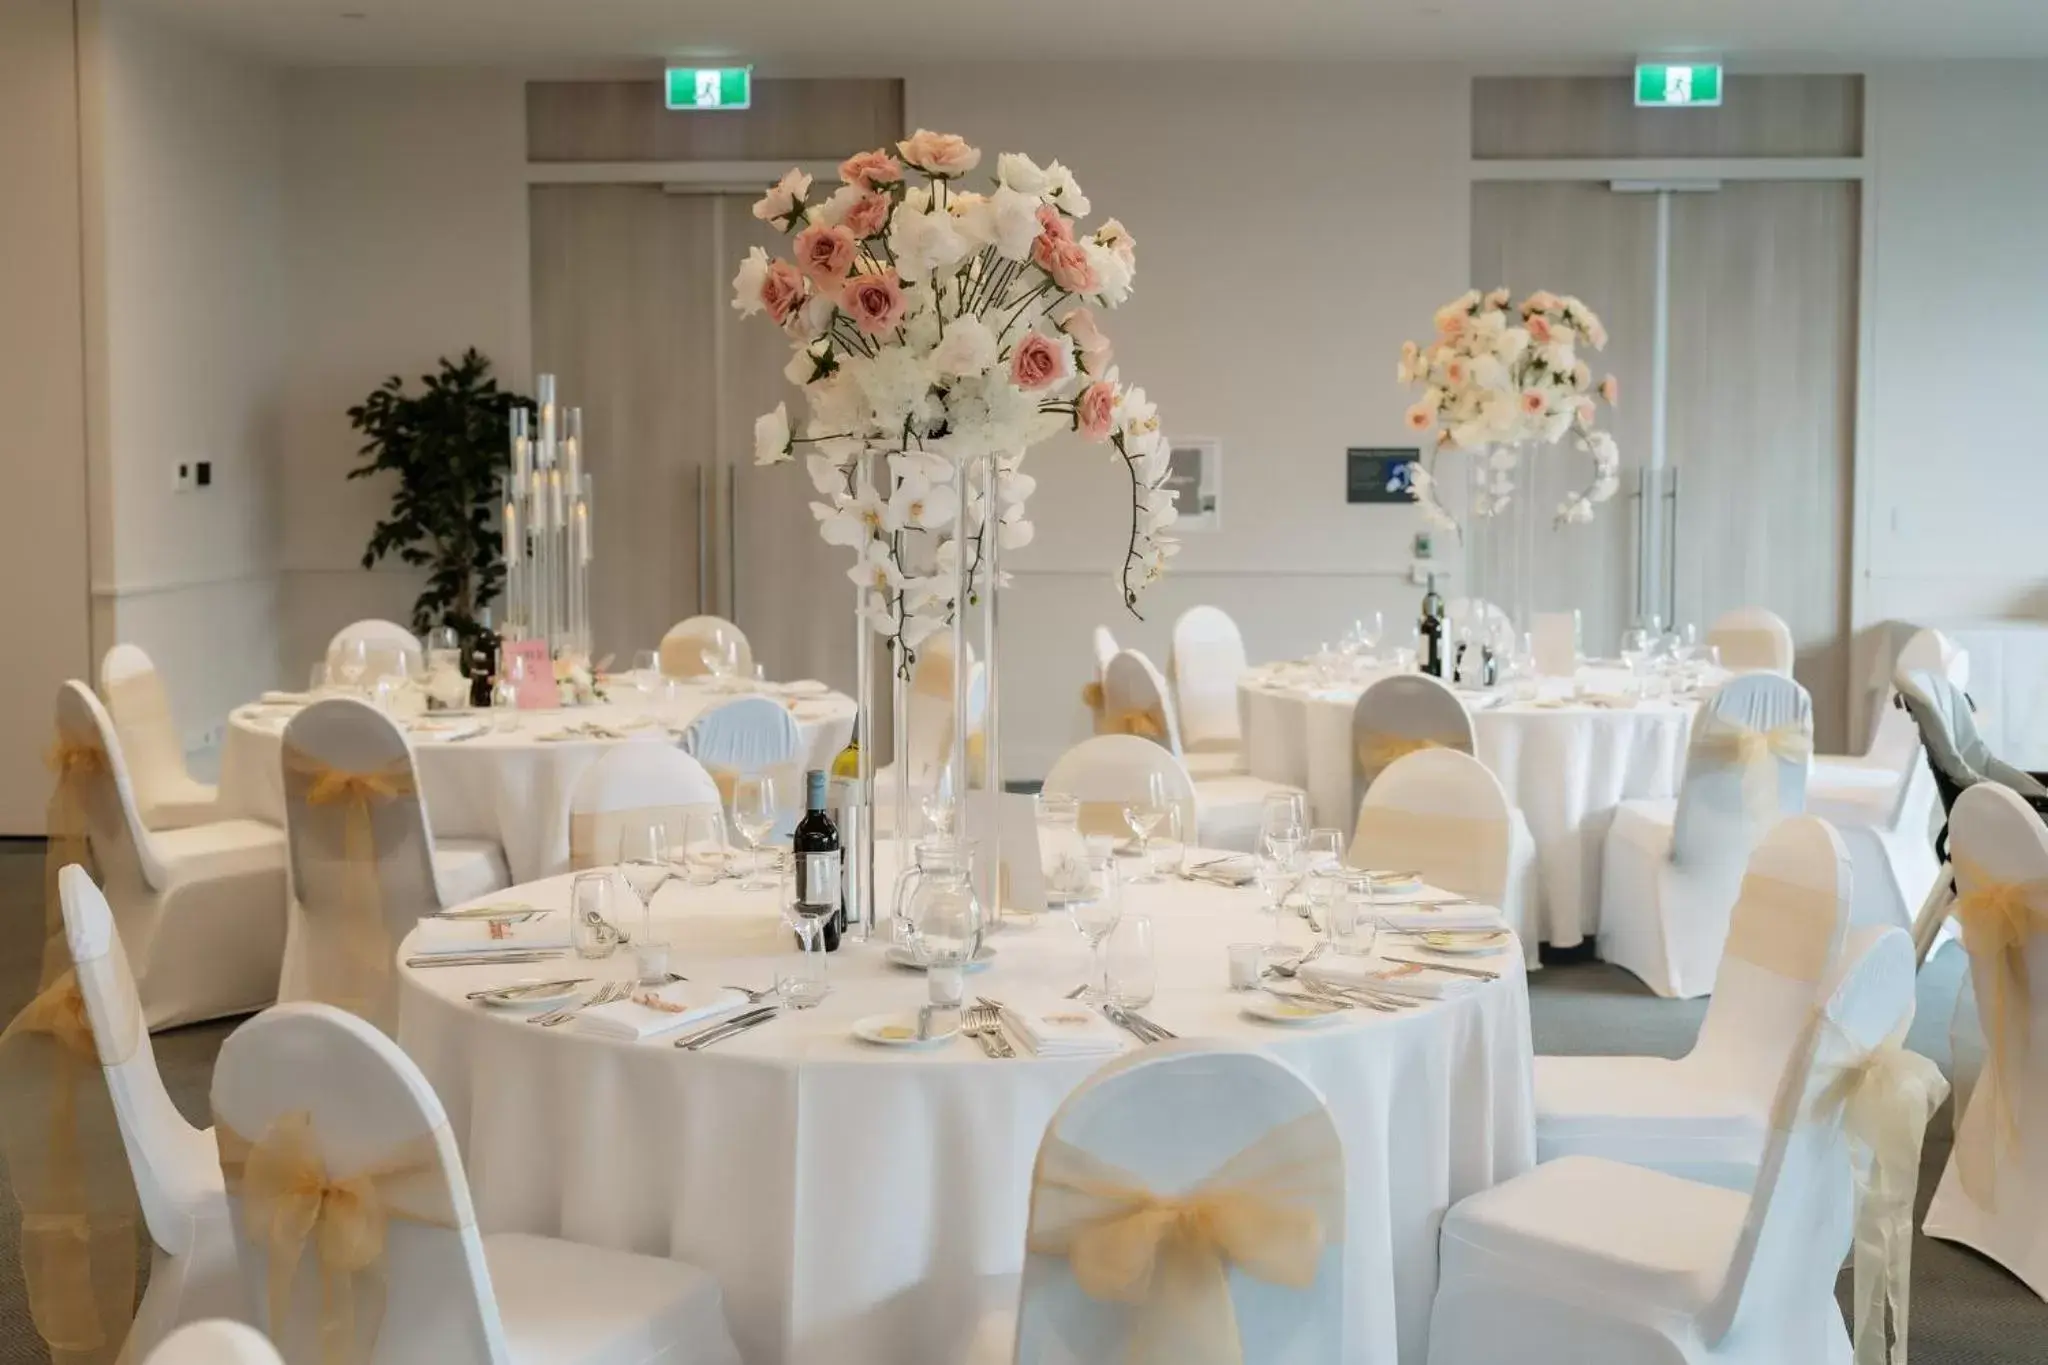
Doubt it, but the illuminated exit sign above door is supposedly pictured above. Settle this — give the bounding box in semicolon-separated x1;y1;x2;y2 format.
1635;62;1723;108
665;66;752;111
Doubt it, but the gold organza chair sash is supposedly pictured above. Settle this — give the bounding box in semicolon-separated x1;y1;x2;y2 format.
1082;681;1106;724
282;746;418;1022
1692;715;1812;825
1807;1025;1950;1365
216;1112;460;1365
1948;861;2048;1203
1722;873;1839;982
1350;805;1505;903
1101;706;1165;741
1025;1112;1344;1365
1354;732;1445;775
43;737;107;986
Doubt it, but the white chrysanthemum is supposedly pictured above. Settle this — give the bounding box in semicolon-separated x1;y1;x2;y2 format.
852;348;936;435
997;152;1050;196
930;316;998;377
888;204;969;282
1083;242;1133;306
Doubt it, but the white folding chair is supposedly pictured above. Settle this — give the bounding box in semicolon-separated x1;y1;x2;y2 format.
147;1321;284;1365
1923;782;2048;1300
55;682;286;1029
1351;748;1540;969
1707;607;1795;676
210;1003;743;1365
1536;815;1852;1190
680;695;806;840
327;620;424;682
1098;650;1302;851
1169;605;1249;765
1599;673;1814;998
58;866;243;1363
1429;926;1927;1365
1041;735;1199;842
100;644;220;830
1813;627;1964;793
659;616;754;679
967;1045;1344;1365
566;744;721;870
277;699;509;1032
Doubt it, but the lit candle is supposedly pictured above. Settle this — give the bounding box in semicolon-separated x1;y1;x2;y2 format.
575;500;590;564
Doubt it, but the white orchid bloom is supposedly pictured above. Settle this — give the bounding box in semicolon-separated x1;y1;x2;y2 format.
752;404;792;465
889;472;960;531
847;541;906;594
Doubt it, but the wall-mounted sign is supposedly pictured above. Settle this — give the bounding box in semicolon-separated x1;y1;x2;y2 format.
1164;439;1220;531
665;66;753;111
1346;447;1420;504
1635;62;1723;108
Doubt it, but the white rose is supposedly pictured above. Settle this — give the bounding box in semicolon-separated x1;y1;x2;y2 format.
1042;161;1090;218
731;247;770;317
931;316;999;376
988;186;1042;261
997;152;1050;196
753;403;791;465
1084;241;1133;305
887;205;969;282
751;169;811;229
810;183;862;228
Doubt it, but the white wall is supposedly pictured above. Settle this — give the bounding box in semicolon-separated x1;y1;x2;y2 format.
93;1;284;757
278;69;531;676
909;64;1470;772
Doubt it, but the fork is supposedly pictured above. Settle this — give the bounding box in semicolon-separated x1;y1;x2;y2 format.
963;1003;1014;1058
722;984;778;1004
530;979;630;1027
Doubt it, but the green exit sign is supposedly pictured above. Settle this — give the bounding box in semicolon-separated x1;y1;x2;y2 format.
665;66;752;111
1635;62;1723;108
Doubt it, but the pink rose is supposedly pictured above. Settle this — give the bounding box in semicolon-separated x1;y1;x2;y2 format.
839;149;903;190
1033;212;1096;292
1404;401;1435;432
1443;358;1469;387
1057;306;1114;376
841;269;908;336
1034;203;1074;246
1009;331;1073;391
842;190;892;240
1076;380;1118;441
793;223;857;292
760;259;807;325
897;129;982;178
1519;389;1548;416
1575;398;1597;429
1526;314;1554;344
1599;374;1619;405
1521;290;1561;316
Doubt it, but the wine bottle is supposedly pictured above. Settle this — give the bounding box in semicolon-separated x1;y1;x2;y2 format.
1419;574;1446;678
793;769;844;951
827;721;868;941
468;608;500;709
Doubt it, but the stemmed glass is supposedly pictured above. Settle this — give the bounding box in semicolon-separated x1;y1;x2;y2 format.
333;639;371;694
1122;771;1171;882
921;761;958;838
1258;793;1305;949
1066;852;1123;1003
1356;610;1384;659
776;861;831;1009
1618;626;1653;693
1300;826;1342;930
617;821;673;978
730;774;779;890
677;808;729;885
700;638;740;686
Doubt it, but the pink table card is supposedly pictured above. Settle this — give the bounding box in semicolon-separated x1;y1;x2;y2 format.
501;639;557;709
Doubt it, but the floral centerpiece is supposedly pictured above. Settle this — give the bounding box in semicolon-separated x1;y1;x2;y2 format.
1397;288;1620;530
735;130;1176;673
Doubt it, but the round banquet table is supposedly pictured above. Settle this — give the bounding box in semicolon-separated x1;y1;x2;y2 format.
395;852;1536;1365
1240;662;1704;950
217;682;855;883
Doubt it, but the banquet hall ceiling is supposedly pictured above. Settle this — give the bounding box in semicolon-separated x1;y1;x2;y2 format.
129;0;2048;67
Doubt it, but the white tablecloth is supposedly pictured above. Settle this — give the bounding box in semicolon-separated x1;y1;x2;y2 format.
219;684;855;882
394;853;1535;1365
1240;663;1698;949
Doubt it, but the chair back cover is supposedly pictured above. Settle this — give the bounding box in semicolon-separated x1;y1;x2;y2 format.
1670;672;1812;871
210;1003;507;1365
902;641;984;782
1011;1044;1345;1365
1708;607;1795;675
99;644;201;828
1043;736;1199;842
659;616;754;678
679;696;806;839
280;700;443;1031
1349;748;1510;907
1099;651;1184;753
326;621;423;681
1899;667;2048;811
1091;626;1120;678
566;744;720;869
56;680;167;907
1703;926;1917;1345
146;1321;286;1365
1171;606;1248;752
1689;816;1854;1107
1348;674;1475;821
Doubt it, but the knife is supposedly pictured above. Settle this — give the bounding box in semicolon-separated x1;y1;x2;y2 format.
680;1008;782;1050
405;950;567;968
1380;955;1500;980
672;1006;777;1049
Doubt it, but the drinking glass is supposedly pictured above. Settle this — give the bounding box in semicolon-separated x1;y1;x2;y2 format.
490;672;521;732
1123;770;1171;882
632;649;662;697
1147;802;1186;882
308;662;332;694
1103;914;1157;1008
424;626;461;675
1618;627;1652;693
1065;853;1123;1002
730;774;779;889
678;807;729;885
1328;871;1380;956
569;871;622;959
1259;792;1305;867
618;821;673;976
1037;794;1088;907
1256;850;1297;951
921;761;958;839
776;866;831;1008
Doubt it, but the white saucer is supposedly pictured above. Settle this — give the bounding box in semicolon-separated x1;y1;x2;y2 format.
474;979;583;1011
1241;994;1349;1027
1409;930;1511;955
852;1012;959;1050
885;944;996;973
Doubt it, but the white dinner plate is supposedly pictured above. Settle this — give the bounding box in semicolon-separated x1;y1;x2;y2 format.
1241;994;1349;1027
851;1012;959;1050
473;979;583;1011
1407;930;1511;956
884;944;996;973
780;679;830;696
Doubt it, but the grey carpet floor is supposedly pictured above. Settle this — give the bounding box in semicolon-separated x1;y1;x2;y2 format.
1;840;2043;1362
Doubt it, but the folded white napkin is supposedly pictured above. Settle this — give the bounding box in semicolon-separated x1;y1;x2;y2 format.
1002;998;1125;1057
261;691;318;706
1376;905;1508;933
409;915;572;956
1304;957;1482;1000
577;982;749;1041
1184;856;1256;887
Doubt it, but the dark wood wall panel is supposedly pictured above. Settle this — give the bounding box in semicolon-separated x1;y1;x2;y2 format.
527;78;904;162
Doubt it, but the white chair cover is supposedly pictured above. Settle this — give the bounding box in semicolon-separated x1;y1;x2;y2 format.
1536;815;1853;1189
146;1321;283;1365
209;1003;743;1365
1170;605;1248;754
659;616;754;679
1708;607;1795;676
1900;668;2048;803
566;744;721;870
1429;926;1927;1365
989;1044;1345;1365
1042;735;1199;843
326;621;423;683
99;644;220;831
1347;674;1475;821
1599;673;1814;998
1923;782;2048;1300
680;695;806;840
55;683;285;1030
1350;747;1540;968
1091;626;1119;679
277;700;507;1033
59;867;243;1363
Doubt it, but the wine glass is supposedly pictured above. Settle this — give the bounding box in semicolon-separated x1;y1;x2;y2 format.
1103;914;1157;1009
700;638;740;686
1300;825;1342;929
776;861;831;1009
424;626;461;674
678;807;729;885
1258;792;1304;866
1066;852;1123;1002
1357;610;1384;657
332;639;371;693
730;774;779;890
1122;771;1170;883
1256;848;1297;951
617;821;673;978
1329;871;1380;956
569;871;622;960
1618;626;1652;687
